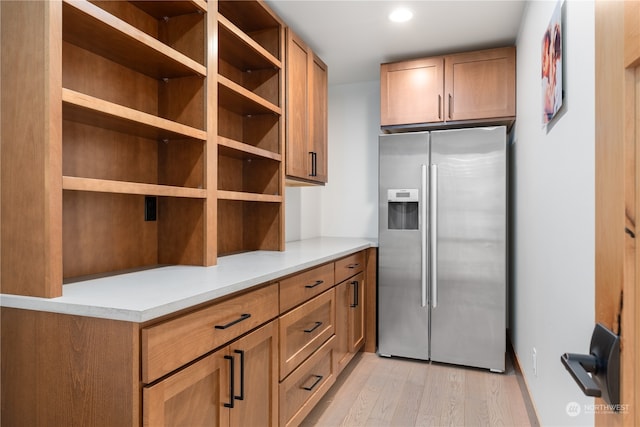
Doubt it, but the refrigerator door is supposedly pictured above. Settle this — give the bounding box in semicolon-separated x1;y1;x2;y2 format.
378;132;430;360
429;127;506;371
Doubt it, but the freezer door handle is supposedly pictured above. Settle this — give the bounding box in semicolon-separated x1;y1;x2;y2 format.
421;164;428;308
430;164;438;309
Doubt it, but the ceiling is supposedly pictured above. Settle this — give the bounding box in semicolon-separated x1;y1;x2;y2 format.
265;0;527;85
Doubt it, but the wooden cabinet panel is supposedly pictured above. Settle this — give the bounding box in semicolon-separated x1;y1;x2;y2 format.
380;47;515;129
229;321;279;427
279;336;336;427
142;283;278;383
285;31;309;180
309;52;328;182
279;262;335;313
143;321;278;427
444;47;516;121
279;288;335;380
335;272;365;375
381;57;444;126
143;347;229;427
335;251;365;284
285;28;328;184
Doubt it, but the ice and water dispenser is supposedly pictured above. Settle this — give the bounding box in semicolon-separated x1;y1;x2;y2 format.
387;189;419;230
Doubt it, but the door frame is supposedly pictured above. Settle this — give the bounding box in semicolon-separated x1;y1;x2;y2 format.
595;1;639;425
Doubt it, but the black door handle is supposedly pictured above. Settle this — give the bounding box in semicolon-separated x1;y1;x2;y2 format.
350;280;359;308
234;349;245;401
305;280;324;289
304;321;323;333
224;354;235;408
560;323;620;407
215;313;251;330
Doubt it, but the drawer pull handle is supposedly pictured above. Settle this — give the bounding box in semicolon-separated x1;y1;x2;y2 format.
304;321;323;333
350;280;359;308
302;375;323;391
234;349;245;401
347;263;360;269
305;280;324;289
215;313;251;330
224;355;235;408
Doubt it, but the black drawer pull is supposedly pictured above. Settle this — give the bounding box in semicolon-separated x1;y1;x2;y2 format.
350;280;359;308
215;313;251;330
304;321;323;333
234;349;245;401
302;375;323;391
347;263;360;269
224;355;234;408
305;280;324;289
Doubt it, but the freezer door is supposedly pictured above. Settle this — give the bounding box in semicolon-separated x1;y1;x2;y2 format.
378;132;430;360
429;127;507;371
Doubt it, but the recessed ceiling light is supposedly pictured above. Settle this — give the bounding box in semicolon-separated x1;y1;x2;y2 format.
389;7;413;23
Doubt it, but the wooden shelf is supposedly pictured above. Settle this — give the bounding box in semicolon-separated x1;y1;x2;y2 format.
62;0;207;79
218;15;281;71
63;176;207;198
62;88;206;141
219;0;282;38
218;75;281;116
131;0;207;19
217;190;282;203
218;136;281;161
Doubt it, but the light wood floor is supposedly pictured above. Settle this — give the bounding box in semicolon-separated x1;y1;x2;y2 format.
301;352;535;427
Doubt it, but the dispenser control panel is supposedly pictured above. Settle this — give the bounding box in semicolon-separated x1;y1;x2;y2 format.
387;189;419;202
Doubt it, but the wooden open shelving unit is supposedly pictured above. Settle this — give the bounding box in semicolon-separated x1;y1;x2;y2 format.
1;0;288;297
217;0;285;256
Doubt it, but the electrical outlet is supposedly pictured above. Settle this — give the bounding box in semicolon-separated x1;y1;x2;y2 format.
532;347;538;377
144;196;157;221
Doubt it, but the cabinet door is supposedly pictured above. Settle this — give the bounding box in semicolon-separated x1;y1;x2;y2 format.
334;280;350;374
348;272;365;353
143;348;230;427
229;321;279;427
285;30;310;180
444;47;516;121
308;52;328;183
380;57;444;126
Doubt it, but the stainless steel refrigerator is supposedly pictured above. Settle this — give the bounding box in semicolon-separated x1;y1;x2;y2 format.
377;126;507;372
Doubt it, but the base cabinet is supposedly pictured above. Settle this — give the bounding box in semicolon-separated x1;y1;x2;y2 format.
143;321;278;427
335;273;365;375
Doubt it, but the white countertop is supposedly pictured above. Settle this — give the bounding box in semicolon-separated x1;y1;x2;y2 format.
0;237;375;323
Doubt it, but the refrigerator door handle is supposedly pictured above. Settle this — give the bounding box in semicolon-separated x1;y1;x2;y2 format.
430;164;438;309
421;164;428;308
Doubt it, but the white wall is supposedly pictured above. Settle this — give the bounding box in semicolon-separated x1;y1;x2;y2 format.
285;80;379;241
512;1;595;425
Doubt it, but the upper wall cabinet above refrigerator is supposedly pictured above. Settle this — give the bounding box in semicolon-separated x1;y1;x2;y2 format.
380;46;515;132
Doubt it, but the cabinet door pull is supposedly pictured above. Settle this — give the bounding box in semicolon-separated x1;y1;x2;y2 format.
350;280;359;308
304;321;323;333
309;152;317;177
448;94;453;119
215;313;251;330
438;94;442;119
233;349;245;401
224;355;235;408
305;280;324;289
347;263;360;270
302;375;323;391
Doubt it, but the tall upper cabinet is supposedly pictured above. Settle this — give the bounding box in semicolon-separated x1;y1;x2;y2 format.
381;46;515;130
216;0;285;255
285;29;328;185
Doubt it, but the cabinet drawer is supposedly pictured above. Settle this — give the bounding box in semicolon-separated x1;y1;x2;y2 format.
142;283;278;384
280;262;334;313
279;336;336;427
335;251;365;284
279;288;335;380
